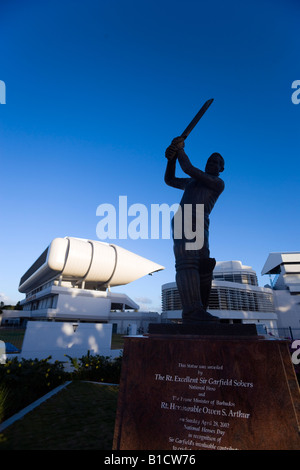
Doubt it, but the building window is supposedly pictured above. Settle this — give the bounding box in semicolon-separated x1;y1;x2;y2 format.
162;288;182;311
213;272;258;286
162;286;274;313
28;295;58;311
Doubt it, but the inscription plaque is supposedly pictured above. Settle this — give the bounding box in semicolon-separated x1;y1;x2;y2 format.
113;335;300;450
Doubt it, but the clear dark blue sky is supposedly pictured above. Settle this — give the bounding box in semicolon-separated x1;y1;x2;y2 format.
1;0;300;311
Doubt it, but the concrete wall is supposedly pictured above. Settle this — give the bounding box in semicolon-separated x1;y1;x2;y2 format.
273;290;300;330
19;321;121;362
54;291;111;320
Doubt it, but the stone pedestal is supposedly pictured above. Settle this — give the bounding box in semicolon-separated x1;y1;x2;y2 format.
113;327;300;450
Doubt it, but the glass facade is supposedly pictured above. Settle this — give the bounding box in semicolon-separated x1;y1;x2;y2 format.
213;271;258;286
162;266;274;314
23;294;58;311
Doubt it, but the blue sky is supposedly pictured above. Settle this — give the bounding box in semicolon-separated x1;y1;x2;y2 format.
0;0;300;311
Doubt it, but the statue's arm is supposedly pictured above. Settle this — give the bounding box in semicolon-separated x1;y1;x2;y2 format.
164;158;190;190
177;149;224;192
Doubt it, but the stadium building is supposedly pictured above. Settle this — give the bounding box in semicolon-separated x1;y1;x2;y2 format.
5;244;300;337
161;260;277;329
16;236;164;333
261;252;300;333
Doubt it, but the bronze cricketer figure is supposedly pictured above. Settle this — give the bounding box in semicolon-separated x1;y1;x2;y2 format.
164;100;225;323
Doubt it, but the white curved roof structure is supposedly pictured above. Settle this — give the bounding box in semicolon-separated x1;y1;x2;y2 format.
19;237;164;293
261;252;300;275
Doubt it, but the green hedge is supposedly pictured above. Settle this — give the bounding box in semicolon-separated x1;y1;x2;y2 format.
0;353;122;423
0;356;67;422
66;351;122;384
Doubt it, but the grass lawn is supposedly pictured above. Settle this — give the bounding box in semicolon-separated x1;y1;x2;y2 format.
0;328;25;351
0;381;119;450
111;333;125;349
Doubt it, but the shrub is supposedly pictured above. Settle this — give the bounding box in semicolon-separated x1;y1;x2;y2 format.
0;385;9;423
66;352;122;384
0;356;68;422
